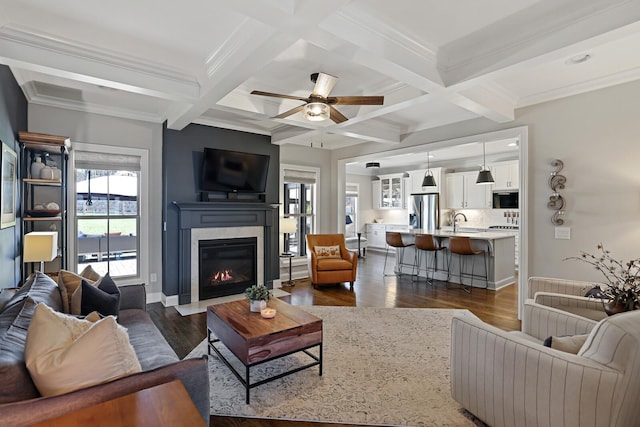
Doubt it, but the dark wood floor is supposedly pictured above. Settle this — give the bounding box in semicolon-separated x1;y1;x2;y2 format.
148;251;520;427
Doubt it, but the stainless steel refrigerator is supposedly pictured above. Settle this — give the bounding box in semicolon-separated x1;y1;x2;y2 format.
408;193;440;230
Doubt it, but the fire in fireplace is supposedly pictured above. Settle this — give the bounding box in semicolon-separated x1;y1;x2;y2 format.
199;237;257;299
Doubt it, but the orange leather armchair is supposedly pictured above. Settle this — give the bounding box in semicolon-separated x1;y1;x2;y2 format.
306;234;358;289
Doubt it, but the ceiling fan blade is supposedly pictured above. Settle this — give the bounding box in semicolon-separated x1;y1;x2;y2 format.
328;96;384;105
251;90;309;102
312;72;337;98
329;106;348;124
273;104;305;119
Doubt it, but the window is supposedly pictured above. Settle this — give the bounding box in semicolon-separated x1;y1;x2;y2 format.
282;166;318;257
73;149;143;279
345;183;358;238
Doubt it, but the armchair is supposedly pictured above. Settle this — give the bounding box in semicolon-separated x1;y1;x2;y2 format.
306;234;357;289
451;300;640;427
529;276;608;321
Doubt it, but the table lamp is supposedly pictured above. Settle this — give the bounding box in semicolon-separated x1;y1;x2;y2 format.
280;217;297;255
23;231;58;272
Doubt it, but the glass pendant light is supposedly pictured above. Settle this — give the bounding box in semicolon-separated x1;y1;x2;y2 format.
476;142;494;185
422;152;437;187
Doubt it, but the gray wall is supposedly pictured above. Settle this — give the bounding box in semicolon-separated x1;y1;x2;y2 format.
162;123;278;299
0;65;27;288
28;104;163;297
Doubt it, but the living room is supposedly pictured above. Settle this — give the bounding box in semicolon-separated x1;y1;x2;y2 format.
2;2;640;426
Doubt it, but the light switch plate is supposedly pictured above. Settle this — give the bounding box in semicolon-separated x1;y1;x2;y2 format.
150;273;157;282
555;226;571;239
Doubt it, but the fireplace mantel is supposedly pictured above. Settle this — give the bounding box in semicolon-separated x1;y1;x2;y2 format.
173;201;279;305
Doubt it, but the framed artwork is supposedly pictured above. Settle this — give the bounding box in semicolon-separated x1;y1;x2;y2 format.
1;141;17;229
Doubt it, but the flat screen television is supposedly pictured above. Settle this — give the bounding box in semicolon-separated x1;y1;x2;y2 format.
200;147;270;193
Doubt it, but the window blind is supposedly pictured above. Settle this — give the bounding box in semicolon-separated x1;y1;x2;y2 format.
75;151;141;171
283;168;316;184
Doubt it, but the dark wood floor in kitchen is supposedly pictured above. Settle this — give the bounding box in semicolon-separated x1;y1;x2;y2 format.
148;251;520;427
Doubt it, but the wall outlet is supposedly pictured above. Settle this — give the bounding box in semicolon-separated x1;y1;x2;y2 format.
150;273;157;282
554;227;571;239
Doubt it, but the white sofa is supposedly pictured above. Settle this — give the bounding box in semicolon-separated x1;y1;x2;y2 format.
451;299;640;427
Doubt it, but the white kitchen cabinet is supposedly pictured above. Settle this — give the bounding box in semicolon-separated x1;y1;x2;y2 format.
377;173;405;209
491;160;519;190
445;171;491;209
371;180;381;209
407;167;442;194
366;223;387;248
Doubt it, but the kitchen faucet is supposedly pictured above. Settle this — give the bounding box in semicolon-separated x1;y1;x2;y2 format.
452;212;468;233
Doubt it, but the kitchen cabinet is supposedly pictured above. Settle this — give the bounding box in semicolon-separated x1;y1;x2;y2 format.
407;167;442;194
365;223;386;248
19;131;70;278
491;160;519;190
371;180;381;209
445;171;491;209
377;174;405;209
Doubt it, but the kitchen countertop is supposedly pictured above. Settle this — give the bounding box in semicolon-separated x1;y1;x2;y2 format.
392;228;517;240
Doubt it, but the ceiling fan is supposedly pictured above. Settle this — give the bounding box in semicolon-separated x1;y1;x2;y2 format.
251;72;383;124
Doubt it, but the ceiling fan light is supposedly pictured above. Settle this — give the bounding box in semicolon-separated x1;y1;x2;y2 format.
476;169;495;184
305;102;330;121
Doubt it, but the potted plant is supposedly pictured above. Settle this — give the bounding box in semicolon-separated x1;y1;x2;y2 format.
565;243;640;315
244;284;271;312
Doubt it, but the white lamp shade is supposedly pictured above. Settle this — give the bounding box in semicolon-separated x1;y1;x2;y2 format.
280;217;297;234
23;232;58;263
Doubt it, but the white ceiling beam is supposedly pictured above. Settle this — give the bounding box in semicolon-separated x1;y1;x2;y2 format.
330;122;400;145
439;0;640;85
447;85;515;123
0;26;199;102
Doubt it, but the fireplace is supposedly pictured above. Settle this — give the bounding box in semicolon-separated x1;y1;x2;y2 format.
199;237;257;299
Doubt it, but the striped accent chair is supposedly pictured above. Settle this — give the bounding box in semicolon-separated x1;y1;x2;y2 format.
451;302;640;427
528;276;609;321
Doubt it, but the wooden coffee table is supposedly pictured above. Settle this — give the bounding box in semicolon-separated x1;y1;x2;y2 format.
207;298;323;403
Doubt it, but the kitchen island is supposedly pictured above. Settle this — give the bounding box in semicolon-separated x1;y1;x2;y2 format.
389;229;516;290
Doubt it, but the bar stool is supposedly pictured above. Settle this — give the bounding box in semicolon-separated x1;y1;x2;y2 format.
383;232;415;277
447;237;487;293
412;234;446;286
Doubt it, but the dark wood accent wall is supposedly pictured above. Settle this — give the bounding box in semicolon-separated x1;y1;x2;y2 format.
0;65;28;288
162;123;278;303
174;202;278;304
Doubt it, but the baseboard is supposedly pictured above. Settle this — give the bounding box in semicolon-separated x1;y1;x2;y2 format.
161;293;179;307
147;292;162;304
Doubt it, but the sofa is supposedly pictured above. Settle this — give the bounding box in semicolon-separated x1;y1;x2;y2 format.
451;298;640;426
0;272;209;426
528;276;608;320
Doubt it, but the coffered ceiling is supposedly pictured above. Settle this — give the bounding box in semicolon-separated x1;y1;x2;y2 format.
1;0;639;149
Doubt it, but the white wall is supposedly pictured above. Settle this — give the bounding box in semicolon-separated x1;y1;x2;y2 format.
333;79;640;284
28;105;164;298
280;144;334;233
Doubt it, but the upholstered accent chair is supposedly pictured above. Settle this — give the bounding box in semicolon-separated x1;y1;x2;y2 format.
451;299;640;427
528;276;608;321
306;234;358;289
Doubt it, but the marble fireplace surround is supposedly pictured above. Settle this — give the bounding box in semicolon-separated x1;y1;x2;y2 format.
174;202;279;305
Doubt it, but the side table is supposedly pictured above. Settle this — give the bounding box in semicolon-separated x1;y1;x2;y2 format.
280;252;295;287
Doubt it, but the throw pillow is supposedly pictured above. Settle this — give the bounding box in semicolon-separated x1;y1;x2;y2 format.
584;285;606;298
80;265;102;282
315;245;342;259
57;270;99;313
70;273;120;316
543;333;589;354
24;303;141;397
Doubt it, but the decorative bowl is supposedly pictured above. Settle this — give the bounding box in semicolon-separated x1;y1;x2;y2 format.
260;308;277;319
25;209;61;218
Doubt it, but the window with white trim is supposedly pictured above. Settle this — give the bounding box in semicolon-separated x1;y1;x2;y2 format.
74;150;141;278
345;183;359;238
282;166;317;257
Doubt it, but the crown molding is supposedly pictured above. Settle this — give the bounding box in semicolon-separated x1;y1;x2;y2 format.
516;65;640;108
0;25;200;101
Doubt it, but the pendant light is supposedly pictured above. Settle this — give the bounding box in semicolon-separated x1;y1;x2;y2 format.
422;152;437;187
476;142;494;185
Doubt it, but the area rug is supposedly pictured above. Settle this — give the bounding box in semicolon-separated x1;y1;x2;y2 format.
186;306;484;426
